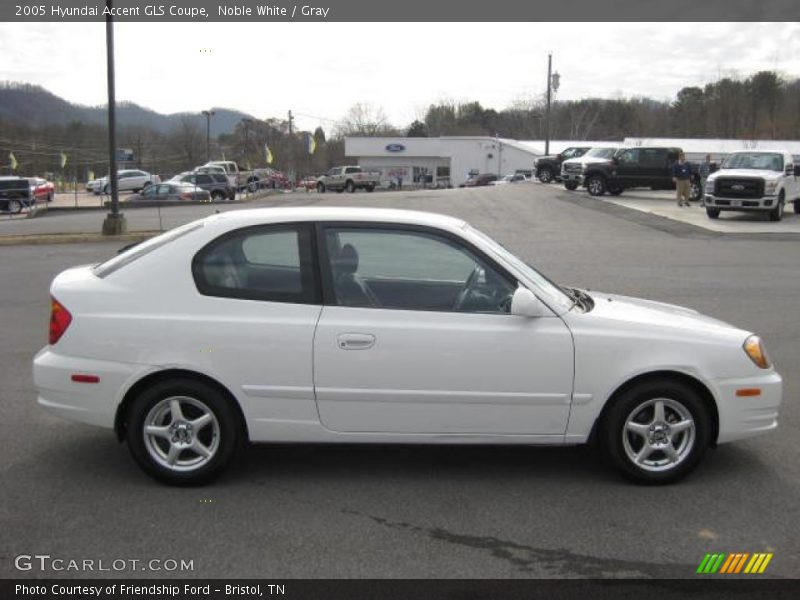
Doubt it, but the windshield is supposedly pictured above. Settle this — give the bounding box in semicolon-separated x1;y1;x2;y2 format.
586;147;617;158
466;225;574;313
722;152;783;171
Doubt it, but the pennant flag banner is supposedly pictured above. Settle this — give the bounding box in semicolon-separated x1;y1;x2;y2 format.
88;170;95;182
9;152;17;170
60;151;68;169
265;144;273;165
307;133;316;155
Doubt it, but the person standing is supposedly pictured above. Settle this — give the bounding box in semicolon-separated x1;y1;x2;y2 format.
698;154;712;206
672;152;692;207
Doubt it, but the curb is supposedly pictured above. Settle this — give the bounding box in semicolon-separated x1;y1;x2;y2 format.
0;230;161;247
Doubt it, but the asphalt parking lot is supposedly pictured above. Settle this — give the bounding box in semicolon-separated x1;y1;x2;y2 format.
1;183;798;579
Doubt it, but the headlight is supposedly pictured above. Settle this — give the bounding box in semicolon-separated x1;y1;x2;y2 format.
705;181;715;192
764;180;779;194
743;335;771;369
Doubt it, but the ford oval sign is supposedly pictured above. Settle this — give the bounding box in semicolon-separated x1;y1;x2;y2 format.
385;143;405;152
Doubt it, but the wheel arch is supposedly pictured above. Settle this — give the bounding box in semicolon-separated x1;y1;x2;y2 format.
114;368;249;442
588;370;719;447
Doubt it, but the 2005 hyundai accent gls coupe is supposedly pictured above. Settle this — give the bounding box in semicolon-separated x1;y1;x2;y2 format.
33;207;782;485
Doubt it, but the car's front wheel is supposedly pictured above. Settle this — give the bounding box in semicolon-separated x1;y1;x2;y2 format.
563;181;579;191
600;379;711;485
586;175;607;196
126;378;241;485
706;207;720;219
536;167;554;183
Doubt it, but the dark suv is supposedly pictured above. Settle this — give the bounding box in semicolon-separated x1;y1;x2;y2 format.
0;177;33;213
175;172;235;201
534;147;591;183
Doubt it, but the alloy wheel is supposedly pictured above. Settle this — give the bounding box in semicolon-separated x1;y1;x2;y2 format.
622;397;696;472
143;396;220;472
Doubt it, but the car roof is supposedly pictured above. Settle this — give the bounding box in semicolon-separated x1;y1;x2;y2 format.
207;207;468;230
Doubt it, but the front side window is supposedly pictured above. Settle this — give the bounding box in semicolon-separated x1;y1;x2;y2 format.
616;148;640;164
193;225;317;304
323;227;516;313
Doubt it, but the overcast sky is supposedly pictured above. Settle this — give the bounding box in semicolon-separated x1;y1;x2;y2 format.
2;22;799;132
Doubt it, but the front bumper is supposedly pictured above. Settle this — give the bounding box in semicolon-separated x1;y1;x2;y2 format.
711;370;782;443
705;194;777;211
561;172;584;184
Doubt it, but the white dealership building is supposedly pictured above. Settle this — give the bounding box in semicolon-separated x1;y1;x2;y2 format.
345;136;614;187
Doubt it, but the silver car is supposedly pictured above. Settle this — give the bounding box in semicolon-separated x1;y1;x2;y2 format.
91;170;160;195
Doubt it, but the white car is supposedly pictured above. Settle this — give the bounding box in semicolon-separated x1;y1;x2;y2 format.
91;170;160;195
33;208;782;485
490;173;530;185
704;151;800;221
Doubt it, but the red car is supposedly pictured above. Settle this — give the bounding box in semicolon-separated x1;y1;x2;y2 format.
28;177;55;202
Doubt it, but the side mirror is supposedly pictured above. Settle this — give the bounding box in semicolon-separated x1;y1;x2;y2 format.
793;165;800;177
510;287;546;318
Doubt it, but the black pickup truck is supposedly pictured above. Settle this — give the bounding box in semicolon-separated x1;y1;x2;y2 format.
534;146;592;183
582;147;704;201
0;177;34;214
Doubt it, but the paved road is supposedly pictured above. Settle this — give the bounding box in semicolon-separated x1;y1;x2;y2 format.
1;184;798;579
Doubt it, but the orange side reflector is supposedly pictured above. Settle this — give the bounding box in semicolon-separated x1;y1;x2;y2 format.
736;388;761;397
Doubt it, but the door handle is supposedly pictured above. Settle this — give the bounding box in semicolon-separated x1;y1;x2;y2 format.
337;333;376;350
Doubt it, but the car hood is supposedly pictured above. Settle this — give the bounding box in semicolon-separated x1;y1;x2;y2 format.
580;290;746;339
563;157;612;166
710;169;782;180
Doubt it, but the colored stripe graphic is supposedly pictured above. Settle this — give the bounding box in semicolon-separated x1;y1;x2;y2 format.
698;553;773;574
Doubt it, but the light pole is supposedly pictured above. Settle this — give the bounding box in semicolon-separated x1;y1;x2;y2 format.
101;0;125;235
202;110;215;162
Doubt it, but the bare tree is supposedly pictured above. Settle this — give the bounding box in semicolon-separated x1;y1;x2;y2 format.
336;103;396;137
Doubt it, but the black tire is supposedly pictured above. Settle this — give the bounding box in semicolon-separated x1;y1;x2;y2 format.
211;190;226;202
346;180;355;193
103;184;110;195
536;167;554;184
706;207;720;219
8;199;22;214
47;192;53;203
366;184;375;192
563;181;579;191
689;180;702;202
586;175;607;196
600;379;711;485
794;200;800;215
609;186;623;196
317;183;325;193
247;179;259;193
769;193;784;222
126;378;242;486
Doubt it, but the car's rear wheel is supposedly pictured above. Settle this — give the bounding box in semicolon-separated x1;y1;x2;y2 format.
536;167;554;184
586;175;607;196
8;199;22;214
366;184;375;192
600;379;711;485
346;180;355;193
126;379;241;486
706;207;720;219
211;190;226;202
564;181;579;191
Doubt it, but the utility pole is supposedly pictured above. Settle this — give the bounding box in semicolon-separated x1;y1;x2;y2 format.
102;0;125;235
241;118;253;167
287;109;294;187
202;110;215;162
545;53;552;156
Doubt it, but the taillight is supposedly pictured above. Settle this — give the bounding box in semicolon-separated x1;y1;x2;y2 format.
181;192;192;200
49;296;72;345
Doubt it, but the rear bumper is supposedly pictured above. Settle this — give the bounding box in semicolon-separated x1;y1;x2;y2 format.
711;371;782;443
33;347;146;429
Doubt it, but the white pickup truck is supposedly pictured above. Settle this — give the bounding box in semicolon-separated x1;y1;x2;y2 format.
704;150;800;221
316;166;380;193
202;161;272;192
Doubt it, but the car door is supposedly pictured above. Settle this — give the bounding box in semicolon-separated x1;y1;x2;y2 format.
312;224;575;435
191;223;322;437
614;148;643;187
